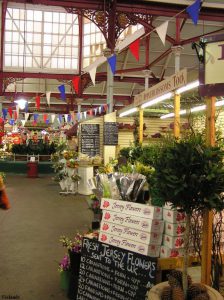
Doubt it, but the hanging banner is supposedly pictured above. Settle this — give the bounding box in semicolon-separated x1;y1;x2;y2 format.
21;120;26;127
129;39;140;61
35;95;40;109
72;76;80;94
186;0;202;25
156;21;169;46
8;107;13;118
89;67;97;86
46;91;51;106
51;114;56;123
58;85;66;101
25;113;29;122
117;27;145;52
107;54;117;75
64;114;68;123
134;68;187;106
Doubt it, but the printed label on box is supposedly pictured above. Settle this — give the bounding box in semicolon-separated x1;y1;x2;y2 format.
163;208;186;223
102;210;164;233
160;245;184;258
100;221;163;245
163;234;184;249
99;231;161;257
101;198;162;220
165;222;186;236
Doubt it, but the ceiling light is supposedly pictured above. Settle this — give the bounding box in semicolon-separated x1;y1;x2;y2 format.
190;105;206;112
141;92;173;109
160;110;187;119
215;100;224;107
14;98;27;110
119;107;138;117
175;80;199;94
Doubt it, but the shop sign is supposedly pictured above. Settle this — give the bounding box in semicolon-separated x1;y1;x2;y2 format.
134;68;187;106
199;34;224;97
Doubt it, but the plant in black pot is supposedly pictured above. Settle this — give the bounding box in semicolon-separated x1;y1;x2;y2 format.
151;134;224;299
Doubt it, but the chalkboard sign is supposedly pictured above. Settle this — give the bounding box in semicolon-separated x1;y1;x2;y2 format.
104;122;118;145
81;124;100;157
77;238;157;300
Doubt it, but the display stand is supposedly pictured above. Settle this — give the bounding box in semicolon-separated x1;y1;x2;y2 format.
77;166;93;195
58;159;79;195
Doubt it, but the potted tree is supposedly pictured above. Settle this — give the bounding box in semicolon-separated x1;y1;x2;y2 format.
149;134;224;299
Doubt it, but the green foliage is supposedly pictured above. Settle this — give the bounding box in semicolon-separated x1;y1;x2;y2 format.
151;134;224;214
11;142;56;155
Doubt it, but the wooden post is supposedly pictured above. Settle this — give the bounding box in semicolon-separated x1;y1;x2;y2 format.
174;93;180;138
139;108;144;144
201;96;216;285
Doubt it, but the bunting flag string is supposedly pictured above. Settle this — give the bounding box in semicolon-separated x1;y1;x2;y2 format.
35;95;40;109
58;84;66;101
129;39;140;61
46;91;51;106
72;76;80;94
107;54;117;75
186;0;202;25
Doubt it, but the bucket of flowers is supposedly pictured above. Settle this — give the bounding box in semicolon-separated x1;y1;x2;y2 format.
58;254;71;291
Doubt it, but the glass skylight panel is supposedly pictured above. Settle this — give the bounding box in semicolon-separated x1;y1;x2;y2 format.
4;6;79;71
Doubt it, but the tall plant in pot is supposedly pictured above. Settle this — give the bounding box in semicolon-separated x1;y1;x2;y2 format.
151;134;224;299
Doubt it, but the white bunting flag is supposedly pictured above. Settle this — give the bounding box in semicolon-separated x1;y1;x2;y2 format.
99;106;102;114
156;21;169;46
51;114;56;123
117;27;145;52
25;113;29;122
46;91;51;106
16;105;20;119
89;67;97;86
80;112;82;120
21;120;26;127
83;56;107;73
94;108;97;115
64;114;68;123
84;111;87;119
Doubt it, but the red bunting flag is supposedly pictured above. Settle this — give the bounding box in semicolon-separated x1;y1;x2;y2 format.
72;76;80;94
89;109;93;116
43;114;48;123
35;95;40;109
129;39;140;61
8;107;13;118
14;111;17;120
0;118;3;124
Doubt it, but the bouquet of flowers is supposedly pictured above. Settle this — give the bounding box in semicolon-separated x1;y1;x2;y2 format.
58;254;70;272
59;232;83;253
90;195;101;214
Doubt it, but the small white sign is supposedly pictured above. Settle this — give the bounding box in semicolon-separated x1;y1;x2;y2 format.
30;156;35;162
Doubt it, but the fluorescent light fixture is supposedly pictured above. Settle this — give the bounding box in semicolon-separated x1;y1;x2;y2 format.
14;98;27;110
119;107;138;117
141;92;173;109
190;105;206;113
215;100;224;107
175;80;199;94
160;110;186;119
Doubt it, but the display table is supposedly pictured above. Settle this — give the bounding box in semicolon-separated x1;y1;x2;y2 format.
78;166;93;195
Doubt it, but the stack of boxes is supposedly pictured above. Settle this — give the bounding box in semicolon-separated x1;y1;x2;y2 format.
160;203;186;258
98;198;164;257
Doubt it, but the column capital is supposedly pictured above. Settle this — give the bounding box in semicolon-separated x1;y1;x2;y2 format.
76;98;83;105
171;45;184;56
142;69;152;77
103;48;112;58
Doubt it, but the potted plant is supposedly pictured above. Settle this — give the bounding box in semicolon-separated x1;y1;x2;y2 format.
58;254;71;292
150;134;224;299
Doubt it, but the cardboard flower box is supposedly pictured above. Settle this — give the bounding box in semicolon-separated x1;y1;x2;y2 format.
99;232;161;257
164;222;186;236
100;221;163;245
101;198;162;220
102;210;164;233
163;208;186;223
160;245;184;258
163;234;185;249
